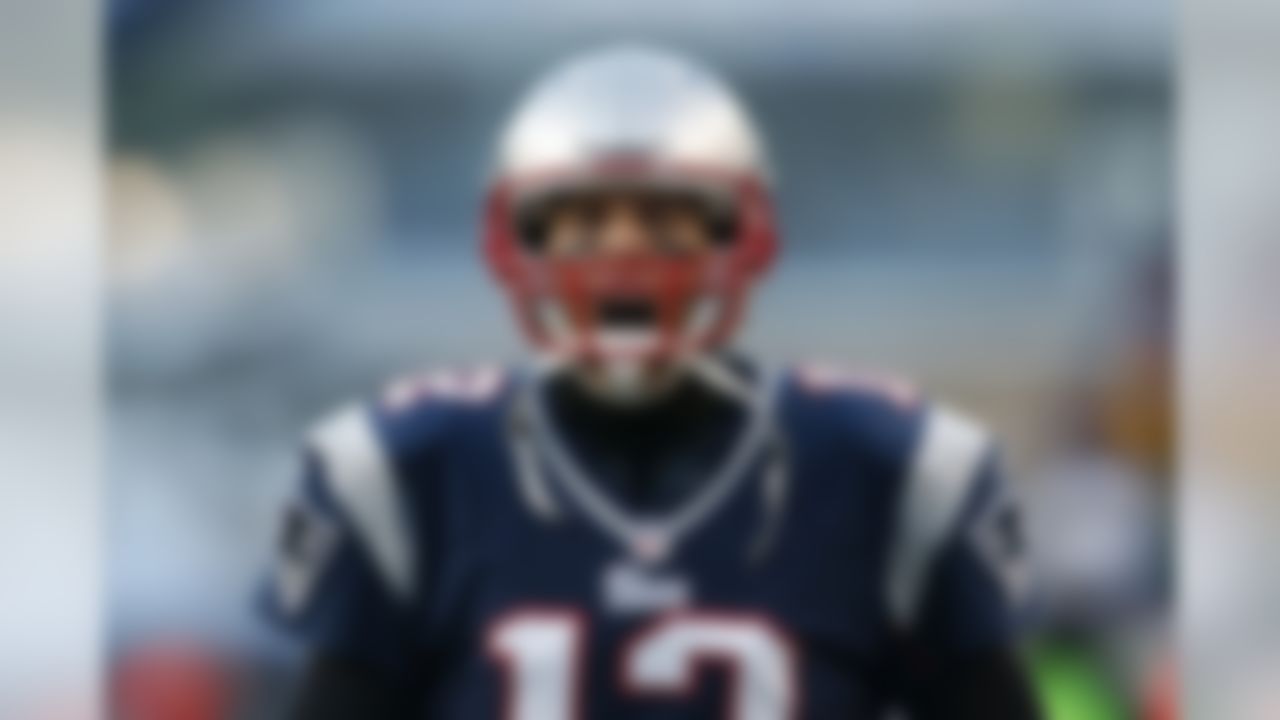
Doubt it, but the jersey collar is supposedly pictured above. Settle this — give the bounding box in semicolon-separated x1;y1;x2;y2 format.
512;361;781;563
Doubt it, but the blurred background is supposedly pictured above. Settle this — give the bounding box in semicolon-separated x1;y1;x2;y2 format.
108;1;1172;718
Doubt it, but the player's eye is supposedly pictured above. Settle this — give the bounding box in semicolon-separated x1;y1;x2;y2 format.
642;196;724;255
519;198;599;256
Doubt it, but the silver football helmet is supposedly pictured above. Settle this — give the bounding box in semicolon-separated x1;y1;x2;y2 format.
482;45;778;392
495;45;771;185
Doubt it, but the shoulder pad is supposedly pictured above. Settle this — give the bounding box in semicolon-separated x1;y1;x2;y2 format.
783;362;925;470
791;361;920;410
379;365;506;415
885;404;992;627
306;404;416;601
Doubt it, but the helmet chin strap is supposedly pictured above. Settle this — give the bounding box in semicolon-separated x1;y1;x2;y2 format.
682;353;756;407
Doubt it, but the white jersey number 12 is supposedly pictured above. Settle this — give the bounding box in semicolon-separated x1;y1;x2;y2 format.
487;608;798;720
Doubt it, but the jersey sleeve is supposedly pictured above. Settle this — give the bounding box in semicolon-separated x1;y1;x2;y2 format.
886;405;1033;650
260;405;421;674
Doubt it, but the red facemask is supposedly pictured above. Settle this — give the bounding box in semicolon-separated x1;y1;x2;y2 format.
483;161;778;369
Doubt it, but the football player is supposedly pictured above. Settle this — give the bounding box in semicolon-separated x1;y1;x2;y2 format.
265;46;1042;719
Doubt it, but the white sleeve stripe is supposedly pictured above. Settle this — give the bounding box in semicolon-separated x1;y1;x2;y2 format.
309;406;416;601
886;405;990;628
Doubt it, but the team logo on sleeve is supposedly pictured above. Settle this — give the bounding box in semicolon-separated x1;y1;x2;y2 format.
275;499;340;615
972;490;1034;608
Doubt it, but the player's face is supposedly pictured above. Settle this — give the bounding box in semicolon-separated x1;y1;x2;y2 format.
533;190;720;402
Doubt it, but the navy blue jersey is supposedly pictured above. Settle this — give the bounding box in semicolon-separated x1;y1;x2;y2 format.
264;363;1030;719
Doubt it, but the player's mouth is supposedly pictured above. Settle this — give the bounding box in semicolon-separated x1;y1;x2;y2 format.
597;297;657;330
591;297;664;359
